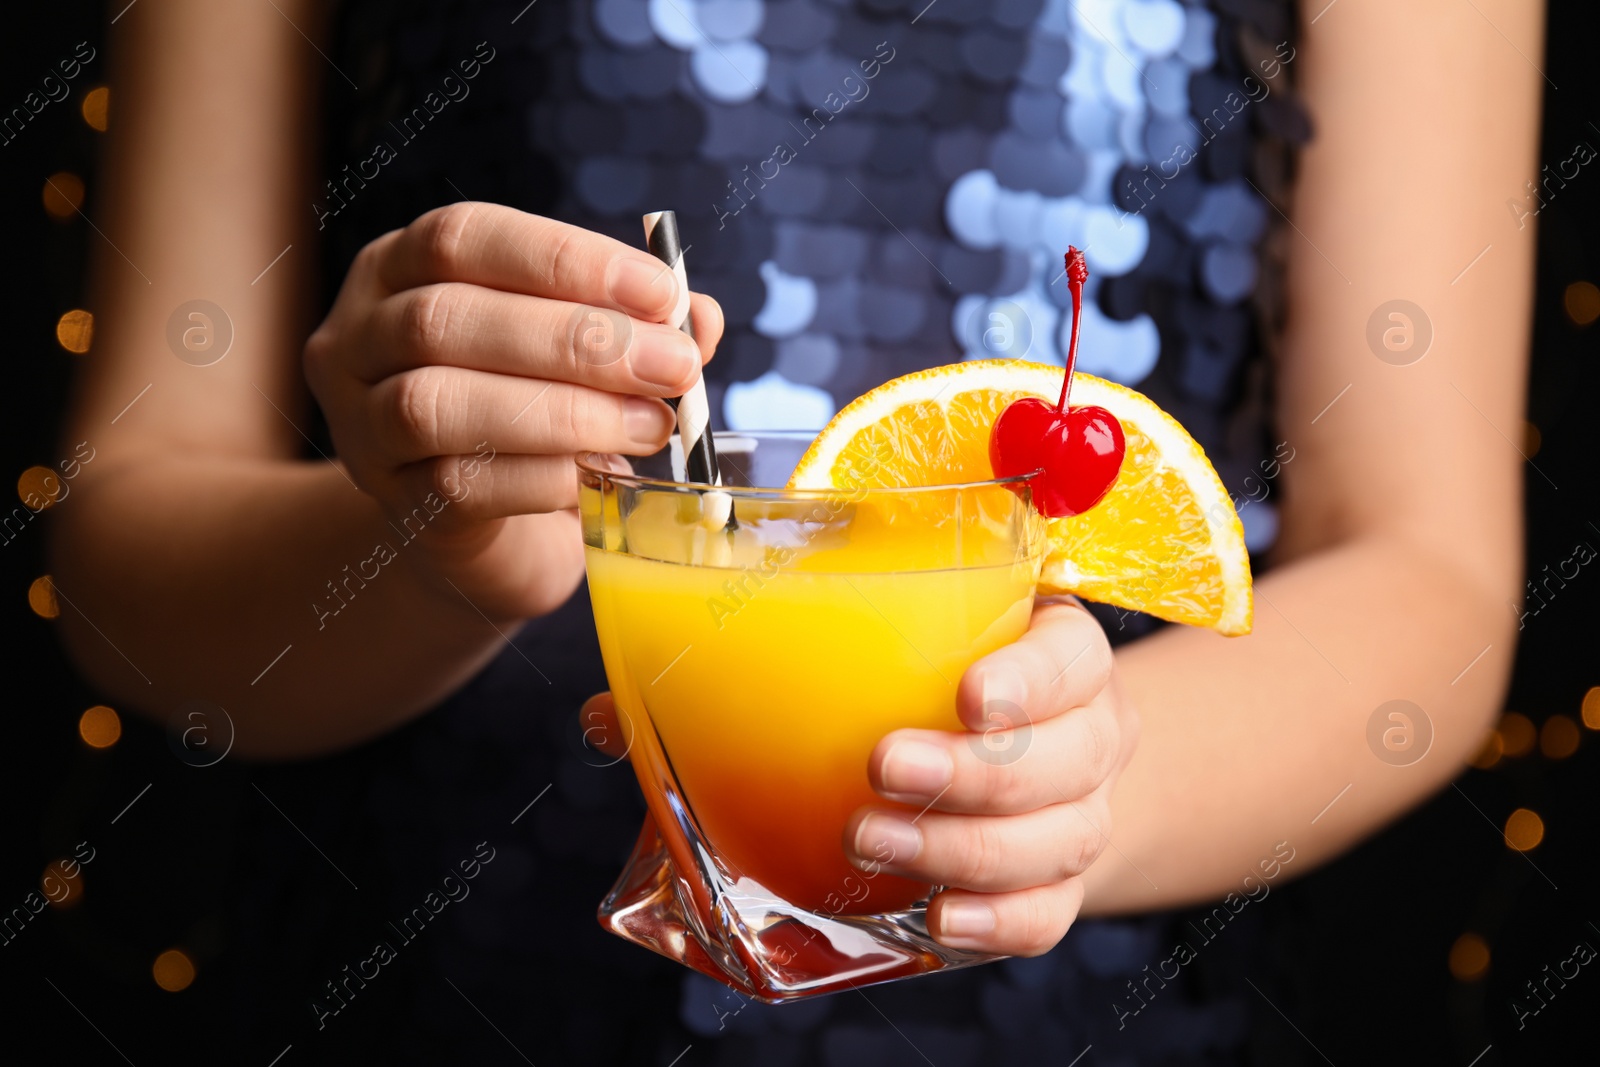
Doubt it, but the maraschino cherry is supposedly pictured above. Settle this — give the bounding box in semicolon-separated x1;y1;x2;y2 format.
989;247;1125;517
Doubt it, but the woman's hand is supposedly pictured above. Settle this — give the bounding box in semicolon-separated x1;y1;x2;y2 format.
578;598;1138;957
844;597;1138;957
303;203;722;620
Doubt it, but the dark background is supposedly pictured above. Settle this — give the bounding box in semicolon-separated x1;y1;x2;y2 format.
2;3;1595;1064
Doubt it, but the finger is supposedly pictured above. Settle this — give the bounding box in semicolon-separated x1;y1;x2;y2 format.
927;879;1084;957
956;599;1111;732
379;203;683;320
394;453;587;518
689;292;723;364
867;692;1122;813
843;795;1111;893
362;285;707;396
367;367;677;462
578;692;629;759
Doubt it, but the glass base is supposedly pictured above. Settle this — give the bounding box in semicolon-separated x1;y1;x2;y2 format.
599;812;1000;1003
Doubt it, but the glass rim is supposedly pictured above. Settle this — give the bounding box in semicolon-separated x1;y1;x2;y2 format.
575;429;1038;497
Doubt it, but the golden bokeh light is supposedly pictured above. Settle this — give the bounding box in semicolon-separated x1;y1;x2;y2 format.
152;949;196;992
1582;687;1600;731
79;705;121;749
1499;712;1536;757
28;575;59;619
1504;808;1545;852
1448;932;1490;981
56;309;94;354
41;861;85;910
1564;281;1600;327
17;466;64;510
1539;715;1580;759
1522;422;1541;458
81;86;109;132
1467;729;1503;770
42;172;84;219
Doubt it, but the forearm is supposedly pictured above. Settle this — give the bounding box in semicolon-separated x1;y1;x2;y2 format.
1080;533;1513;914
48;456;580;758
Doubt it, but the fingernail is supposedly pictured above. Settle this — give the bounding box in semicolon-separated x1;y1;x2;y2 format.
631;326;697;388
608;257;678;317
623;397;674;448
880;740;953;800
940;901;996;938
853;813;922;867
980;670;1026;714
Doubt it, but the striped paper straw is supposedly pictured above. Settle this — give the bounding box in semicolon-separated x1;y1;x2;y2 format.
641;211;732;529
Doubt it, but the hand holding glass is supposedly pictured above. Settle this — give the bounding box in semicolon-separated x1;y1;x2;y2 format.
580;432;1043;1000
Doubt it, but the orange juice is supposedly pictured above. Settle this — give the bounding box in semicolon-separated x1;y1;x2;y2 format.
584;492;1038;914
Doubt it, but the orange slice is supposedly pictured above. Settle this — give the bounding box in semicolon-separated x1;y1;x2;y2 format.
788;359;1253;635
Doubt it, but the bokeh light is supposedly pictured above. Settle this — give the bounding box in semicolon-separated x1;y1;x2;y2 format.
1499;712;1536;757
1539;715;1580;759
1448;932;1490;981
17;466;64;510
78;705;121;749
1467;728;1503;770
56;309;94;354
1564;280;1600;326
1522;421;1541;458
1504;808;1544;852
152;949;196;992
28;575;59;619
42;172;84;219
42;861;85;910
1582;687;1600;730
81;86;109;132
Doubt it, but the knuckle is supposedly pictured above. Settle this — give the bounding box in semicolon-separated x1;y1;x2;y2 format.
952;821;1007;888
980;757;1027;812
545;387;591;446
301;325;335;389
1092;805;1114;855
401;285;457;360
429;454;468;506
352;231;394;278
1087;640;1115;691
414;204;476;276
1063;831;1097;878
1013;891;1070;957
1079;710;1119;781
389;368;443;451
578;390;619;446
542;226;579;287
1059;809;1105;876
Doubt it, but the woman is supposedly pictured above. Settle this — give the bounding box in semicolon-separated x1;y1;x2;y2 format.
51;0;1540;1060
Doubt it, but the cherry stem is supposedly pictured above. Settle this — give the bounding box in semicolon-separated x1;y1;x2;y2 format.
1056;246;1087;413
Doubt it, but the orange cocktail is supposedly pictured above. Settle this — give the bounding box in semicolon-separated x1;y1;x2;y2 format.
580;431;1041;999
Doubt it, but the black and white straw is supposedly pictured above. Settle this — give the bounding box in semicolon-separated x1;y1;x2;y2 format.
641;210;733;529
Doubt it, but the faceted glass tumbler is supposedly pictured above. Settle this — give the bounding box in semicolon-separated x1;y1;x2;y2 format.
578;431;1042;1001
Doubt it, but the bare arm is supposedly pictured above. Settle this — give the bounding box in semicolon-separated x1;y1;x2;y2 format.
1082;0;1541;912
49;1;716;757
48;0;495;756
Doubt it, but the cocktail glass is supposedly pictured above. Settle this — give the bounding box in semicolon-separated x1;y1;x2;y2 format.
579;431;1043;1001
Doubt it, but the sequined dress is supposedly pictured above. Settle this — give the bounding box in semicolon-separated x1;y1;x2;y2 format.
230;1;1312;1062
